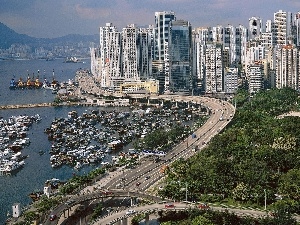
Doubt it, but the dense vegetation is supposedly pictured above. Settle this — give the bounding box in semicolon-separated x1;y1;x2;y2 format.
159;88;300;223
158;208;297;225
59;167;106;195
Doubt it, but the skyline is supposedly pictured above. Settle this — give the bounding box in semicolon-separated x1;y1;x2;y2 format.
1;0;300;39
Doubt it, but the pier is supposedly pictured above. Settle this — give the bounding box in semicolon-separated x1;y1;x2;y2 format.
0;102;54;110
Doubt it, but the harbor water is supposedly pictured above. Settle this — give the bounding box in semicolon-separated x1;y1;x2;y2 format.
0;58;170;225
0;58;100;223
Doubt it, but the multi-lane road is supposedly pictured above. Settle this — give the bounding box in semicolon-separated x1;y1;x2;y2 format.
44;95;235;224
103;96;235;192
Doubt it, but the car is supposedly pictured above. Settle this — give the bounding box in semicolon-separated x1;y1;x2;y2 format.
101;190;113;195
49;214;57;221
65;199;75;205
198;203;209;209
136;182;141;187
126;209;136;215
145;176;150;180
116;183;122;188
165;203;175;208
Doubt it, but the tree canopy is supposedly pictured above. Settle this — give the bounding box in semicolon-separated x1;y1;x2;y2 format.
161;88;300;216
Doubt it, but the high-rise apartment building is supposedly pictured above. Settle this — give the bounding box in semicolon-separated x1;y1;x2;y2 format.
154;11;176;61
276;44;300;90
168;20;193;94
193;28;207;92
273;10;293;45
247;63;264;94
249;17;263;40
122;24;139;82
99;23;122;89
224;67;238;94
138;27;153;81
205;44;223;94
294;12;300;46
223;25;248;65
153;11;176;93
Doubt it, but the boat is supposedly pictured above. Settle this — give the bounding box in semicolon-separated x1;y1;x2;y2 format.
9;78;16;89
3;160;25;173
65;57;81;63
38;150;45;155
17;77;25;89
74;161;82;170
28;190;43;201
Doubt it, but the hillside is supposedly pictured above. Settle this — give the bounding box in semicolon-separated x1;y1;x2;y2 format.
0;22;36;49
0;22;98;49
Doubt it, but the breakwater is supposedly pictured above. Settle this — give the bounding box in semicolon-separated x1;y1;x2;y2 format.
0;102;130;110
0;102;112;110
0;102;54;110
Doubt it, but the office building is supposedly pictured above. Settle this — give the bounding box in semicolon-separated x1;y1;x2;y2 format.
153;11;176;93
168;20;193;94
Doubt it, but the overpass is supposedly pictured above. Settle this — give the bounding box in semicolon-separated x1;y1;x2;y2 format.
43;95;235;225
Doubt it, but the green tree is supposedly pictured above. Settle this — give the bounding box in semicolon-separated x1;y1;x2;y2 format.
191;215;214;225
278;169;300;200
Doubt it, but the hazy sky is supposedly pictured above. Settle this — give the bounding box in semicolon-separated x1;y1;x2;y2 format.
1;0;300;38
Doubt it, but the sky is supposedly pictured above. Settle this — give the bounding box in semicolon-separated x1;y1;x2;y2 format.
1;0;300;38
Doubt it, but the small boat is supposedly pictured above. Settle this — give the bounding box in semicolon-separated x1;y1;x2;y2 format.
9;78;16;89
28;190;43;201
74;161;82;170
65;57;81;63
38;150;45;155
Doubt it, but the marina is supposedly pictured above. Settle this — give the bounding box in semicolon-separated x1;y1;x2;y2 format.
0;58;90;223
0;114;41;175
0;58;206;223
44;103;203;170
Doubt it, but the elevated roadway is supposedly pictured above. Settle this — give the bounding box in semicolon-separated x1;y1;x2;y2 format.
44;95;235;225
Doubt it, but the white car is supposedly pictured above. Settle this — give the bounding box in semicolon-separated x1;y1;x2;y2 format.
126;209;136;215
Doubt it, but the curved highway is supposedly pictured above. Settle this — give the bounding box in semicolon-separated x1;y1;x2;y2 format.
44;95;235;225
103;96;234;193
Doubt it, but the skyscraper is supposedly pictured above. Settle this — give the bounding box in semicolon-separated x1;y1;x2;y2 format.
294;12;300;46
205;44;223;94
248;63;264;94
276;44;300;90
153;11;176;93
122;24;139;82
273;10;293;45
168;20;193;94
99;23;122;89
249;17;263;40
154;11;176;61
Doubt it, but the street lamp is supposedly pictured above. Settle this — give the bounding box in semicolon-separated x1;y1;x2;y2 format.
185;182;188;203
264;189;267;210
180;182;188;203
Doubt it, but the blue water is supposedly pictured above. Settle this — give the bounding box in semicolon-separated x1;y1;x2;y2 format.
0;58;98;223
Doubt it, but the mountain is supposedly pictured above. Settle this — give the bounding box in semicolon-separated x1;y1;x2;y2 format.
0;22;36;49
0;22;98;49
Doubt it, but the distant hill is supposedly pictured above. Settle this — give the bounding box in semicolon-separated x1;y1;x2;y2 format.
0;22;98;49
